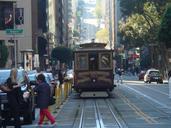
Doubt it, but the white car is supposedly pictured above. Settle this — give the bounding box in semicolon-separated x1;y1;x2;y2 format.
144;68;163;84
64;69;73;80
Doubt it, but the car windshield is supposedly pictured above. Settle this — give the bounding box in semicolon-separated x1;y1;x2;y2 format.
0;70;10;84
43;73;51;84
28;74;36;81
47;73;54;81
17;70;24;83
67;69;73;74
150;71;160;76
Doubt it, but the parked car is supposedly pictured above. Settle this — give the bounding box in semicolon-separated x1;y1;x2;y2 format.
0;69;35;125
46;72;59;86
144;68;163;84
138;70;146;80
28;72;56;96
43;72;57;96
64;69;73;81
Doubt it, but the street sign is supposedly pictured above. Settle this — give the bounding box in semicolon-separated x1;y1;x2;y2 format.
5;29;23;35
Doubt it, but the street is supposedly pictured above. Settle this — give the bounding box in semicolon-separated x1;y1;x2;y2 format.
20;75;171;128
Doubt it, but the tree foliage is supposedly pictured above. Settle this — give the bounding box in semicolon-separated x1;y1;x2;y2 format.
119;1;167;48
0;41;8;68
95;0;103;20
158;3;171;48
120;0;168;16
96;28;109;43
51;46;73;64
73;29;80;37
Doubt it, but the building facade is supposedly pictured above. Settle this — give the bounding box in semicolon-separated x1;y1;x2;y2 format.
0;0;38;70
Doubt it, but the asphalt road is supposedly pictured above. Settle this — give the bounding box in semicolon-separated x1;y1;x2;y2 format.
19;75;171;128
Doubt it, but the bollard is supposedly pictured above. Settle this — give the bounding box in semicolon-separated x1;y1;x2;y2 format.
63;82;67;100
65;82;68;99
60;84;63;105
68;82;72;95
55;85;61;109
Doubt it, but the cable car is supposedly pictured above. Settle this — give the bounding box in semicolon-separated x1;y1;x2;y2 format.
73;40;116;97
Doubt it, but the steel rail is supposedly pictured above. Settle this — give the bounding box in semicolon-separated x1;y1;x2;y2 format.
78;100;85;128
94;100;104;128
106;99;127;128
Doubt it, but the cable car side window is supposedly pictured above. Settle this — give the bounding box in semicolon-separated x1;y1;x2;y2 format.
99;52;112;69
75;53;88;70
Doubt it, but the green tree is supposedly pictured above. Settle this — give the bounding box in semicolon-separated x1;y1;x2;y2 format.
119;0;169;70
96;28;109;43
95;0;104;27
119;0;169;48
73;29;80;37
120;0;168;17
51;46;73;65
158;3;171;71
0;41;8;68
95;0;102;19
158;3;171;48
119;2;161;48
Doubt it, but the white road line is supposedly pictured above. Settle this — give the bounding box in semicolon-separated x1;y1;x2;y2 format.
123;84;170;109
126;82;169;96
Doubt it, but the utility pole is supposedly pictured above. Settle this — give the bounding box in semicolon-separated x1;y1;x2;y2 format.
13;2;17;68
109;0;112;49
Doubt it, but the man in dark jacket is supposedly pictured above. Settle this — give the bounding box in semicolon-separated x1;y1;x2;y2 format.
35;73;56;125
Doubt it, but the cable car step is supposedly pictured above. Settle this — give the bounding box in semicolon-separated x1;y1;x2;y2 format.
80;91;109;98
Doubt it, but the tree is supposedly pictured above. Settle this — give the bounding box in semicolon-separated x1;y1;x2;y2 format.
120;0;168;17
158;3;171;72
73;29;80;38
119;0;169;48
95;0;104;27
95;1;102;19
51;46;73;66
119;2;161;48
96;28;109;43
0;41;8;68
119;0;168;70
158;3;171;48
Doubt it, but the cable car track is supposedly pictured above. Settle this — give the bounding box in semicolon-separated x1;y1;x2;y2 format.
76;99;127;128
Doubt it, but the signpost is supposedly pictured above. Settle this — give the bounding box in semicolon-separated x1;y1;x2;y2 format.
5;29;23;35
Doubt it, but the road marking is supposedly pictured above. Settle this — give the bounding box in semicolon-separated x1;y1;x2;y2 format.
117;93;158;124
123;84;170;109
126;82;169;96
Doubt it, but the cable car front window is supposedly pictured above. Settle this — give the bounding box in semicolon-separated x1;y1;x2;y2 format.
99;53;112;69
89;52;98;71
76;53;88;70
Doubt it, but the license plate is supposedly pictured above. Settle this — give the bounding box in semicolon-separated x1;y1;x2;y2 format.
154;77;159;79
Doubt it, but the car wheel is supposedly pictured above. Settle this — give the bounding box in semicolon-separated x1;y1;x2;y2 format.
159;81;163;84
23;113;32;124
23;107;33;124
23;99;34;124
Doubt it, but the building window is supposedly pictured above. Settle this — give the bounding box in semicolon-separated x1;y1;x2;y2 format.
0;1;14;30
